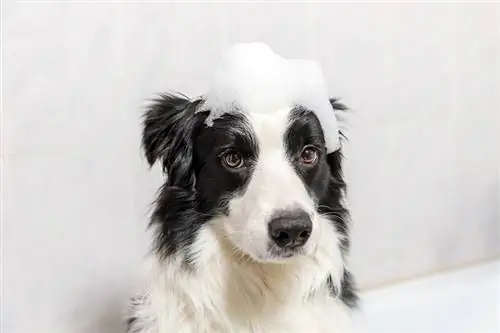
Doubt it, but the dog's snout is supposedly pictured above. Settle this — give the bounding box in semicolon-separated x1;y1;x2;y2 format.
268;210;312;249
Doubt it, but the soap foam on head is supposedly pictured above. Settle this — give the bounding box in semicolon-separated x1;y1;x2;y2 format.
198;43;340;152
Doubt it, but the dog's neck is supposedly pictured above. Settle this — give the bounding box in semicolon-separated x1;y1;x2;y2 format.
148;221;344;322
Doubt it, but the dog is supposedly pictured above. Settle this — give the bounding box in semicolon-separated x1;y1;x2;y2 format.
127;44;358;333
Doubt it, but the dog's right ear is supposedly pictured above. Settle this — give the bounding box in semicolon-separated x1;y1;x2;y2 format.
141;93;200;188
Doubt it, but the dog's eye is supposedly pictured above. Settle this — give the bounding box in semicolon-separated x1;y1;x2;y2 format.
222;151;244;169
299;146;319;166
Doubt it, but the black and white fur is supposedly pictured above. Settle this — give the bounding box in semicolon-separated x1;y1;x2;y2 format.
127;93;358;333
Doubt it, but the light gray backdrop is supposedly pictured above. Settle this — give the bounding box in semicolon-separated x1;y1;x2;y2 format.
2;2;499;332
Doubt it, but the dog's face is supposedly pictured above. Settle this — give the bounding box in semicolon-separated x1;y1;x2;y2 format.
143;94;348;264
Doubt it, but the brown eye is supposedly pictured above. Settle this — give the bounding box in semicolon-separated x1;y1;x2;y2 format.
299;146;319;165
223;151;244;169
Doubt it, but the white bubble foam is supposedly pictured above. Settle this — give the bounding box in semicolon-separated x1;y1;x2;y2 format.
197;42;340;152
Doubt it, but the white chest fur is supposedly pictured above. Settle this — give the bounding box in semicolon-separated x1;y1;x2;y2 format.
130;225;350;333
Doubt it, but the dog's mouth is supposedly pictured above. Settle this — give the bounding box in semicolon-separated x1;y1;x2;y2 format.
230;244;306;264
265;245;307;262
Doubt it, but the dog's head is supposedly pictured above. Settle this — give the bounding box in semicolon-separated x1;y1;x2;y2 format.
142;93;349;264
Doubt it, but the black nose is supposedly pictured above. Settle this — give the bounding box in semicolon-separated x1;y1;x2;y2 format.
268;210;313;249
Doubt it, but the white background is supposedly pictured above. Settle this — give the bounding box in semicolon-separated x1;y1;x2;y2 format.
2;1;499;332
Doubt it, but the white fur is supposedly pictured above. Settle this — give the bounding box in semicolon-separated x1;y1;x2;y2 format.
131;227;349;333
130;108;350;333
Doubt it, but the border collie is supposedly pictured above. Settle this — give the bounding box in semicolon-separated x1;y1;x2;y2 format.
127;43;358;333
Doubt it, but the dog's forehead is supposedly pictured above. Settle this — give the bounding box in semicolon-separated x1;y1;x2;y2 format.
245;108;292;147
205;108;291;144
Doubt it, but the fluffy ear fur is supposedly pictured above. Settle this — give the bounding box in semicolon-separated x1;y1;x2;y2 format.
142;94;208;260
329;98;349;142
326;97;348;184
142;93;201;189
324;98;350;251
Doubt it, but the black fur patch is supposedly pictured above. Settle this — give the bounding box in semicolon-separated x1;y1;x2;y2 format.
339;269;359;308
142;94;258;262
286;100;357;309
125;294;151;333
285;104;350;252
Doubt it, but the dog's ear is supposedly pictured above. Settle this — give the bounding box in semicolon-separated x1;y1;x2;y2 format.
142;93;201;188
329;98;348;142
326;98;348;191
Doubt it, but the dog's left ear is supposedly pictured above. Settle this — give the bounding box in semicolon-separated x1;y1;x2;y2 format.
141;93;201;189
326;98;349;189
329;98;348;143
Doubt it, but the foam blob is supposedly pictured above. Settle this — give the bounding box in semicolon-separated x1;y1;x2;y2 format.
198;42;340;152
